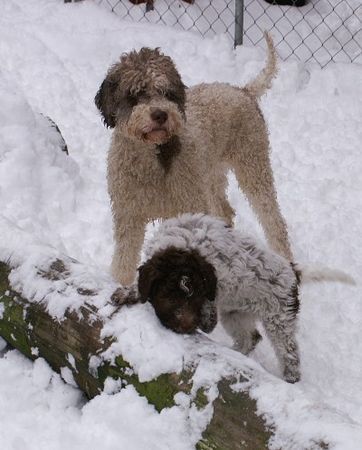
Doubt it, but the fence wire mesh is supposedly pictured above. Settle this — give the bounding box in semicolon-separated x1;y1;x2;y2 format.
94;0;361;67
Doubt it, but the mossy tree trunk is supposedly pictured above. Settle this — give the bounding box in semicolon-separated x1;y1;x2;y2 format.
0;259;271;449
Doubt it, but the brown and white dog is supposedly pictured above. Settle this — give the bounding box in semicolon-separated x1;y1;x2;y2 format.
95;33;293;286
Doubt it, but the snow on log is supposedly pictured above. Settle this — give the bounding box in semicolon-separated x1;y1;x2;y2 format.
0;254;271;449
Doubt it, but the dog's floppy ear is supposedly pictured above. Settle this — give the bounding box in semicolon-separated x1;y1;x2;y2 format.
138;259;160;303
95;78;118;128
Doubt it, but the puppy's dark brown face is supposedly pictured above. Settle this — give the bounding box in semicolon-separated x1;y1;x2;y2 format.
138;248;217;334
95;48;186;145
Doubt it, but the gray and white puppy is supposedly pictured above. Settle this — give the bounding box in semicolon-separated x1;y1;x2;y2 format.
136;213;354;383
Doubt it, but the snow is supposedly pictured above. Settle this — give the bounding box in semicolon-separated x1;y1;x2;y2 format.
0;0;361;449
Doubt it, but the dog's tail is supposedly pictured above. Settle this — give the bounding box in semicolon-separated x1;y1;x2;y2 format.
244;31;278;98
296;264;356;285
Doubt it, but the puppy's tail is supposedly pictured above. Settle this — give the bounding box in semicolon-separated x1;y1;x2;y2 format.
296;264;356;285
244;31;278;98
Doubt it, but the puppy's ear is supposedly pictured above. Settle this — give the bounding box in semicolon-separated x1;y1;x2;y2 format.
95;78;118;128
199;258;217;302
138;260;160;303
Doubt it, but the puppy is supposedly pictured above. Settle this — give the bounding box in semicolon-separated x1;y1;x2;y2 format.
136;213;354;383
95;33;293;286
138;246;218;334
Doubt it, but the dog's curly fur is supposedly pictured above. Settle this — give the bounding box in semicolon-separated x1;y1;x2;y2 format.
95;33;293;285
136;213;354;383
138;213;301;383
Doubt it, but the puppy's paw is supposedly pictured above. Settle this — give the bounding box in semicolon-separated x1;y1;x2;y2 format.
234;330;262;355
111;285;140;306
199;301;218;333
283;365;301;384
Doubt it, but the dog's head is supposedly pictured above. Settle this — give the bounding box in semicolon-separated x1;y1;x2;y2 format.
95;48;186;145
138;247;217;334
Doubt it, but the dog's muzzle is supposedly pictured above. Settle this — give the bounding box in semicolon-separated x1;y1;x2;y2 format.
143;108;170;143
144;128;169;144
150;108;168;125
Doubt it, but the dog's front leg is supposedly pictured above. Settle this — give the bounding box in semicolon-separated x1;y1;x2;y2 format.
111;217;147;286
220;310;262;354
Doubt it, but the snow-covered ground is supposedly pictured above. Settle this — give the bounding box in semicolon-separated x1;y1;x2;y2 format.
0;0;362;448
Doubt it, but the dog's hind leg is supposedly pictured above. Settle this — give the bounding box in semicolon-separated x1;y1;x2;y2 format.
208;168;235;225
262;313;300;383
232;148;293;261
220;310;262;354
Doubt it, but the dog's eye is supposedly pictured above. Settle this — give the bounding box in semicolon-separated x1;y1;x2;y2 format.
165;91;178;103
179;275;193;297
126;93;138;107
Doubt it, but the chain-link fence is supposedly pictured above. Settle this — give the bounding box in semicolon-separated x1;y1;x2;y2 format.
93;0;361;67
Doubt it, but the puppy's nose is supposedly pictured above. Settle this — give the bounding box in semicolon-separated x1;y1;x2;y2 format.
151;109;168;125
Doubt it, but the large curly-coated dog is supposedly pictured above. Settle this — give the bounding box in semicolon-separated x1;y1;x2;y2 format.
135;214;354;383
95;33;292;285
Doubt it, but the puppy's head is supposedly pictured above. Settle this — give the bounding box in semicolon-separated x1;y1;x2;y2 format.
95;48;186;145
138;247;217;334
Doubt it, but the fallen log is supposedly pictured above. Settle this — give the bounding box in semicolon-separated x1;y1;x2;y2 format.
0;256;271;449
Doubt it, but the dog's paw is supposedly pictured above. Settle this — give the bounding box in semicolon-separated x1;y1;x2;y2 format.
283;365;301;384
251;329;262;348
234;330;262;355
199;301;218;333
111;285;140;306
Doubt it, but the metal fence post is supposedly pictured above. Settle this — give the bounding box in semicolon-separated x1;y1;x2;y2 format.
234;0;244;47
95;0;361;66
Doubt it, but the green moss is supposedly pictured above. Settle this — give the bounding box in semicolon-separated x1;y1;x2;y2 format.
97;357;193;412
196;439;218;450
194;387;209;410
114;355;130;369
129;373;178;411
0;264;34;359
0;261;10;285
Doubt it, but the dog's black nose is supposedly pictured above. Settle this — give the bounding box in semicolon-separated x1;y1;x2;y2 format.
151;109;168;125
